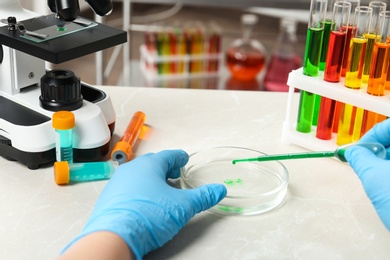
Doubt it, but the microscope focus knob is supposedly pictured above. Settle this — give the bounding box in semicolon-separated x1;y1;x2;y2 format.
40;69;83;112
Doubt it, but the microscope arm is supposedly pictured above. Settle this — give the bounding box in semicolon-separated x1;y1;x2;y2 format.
47;0;113;21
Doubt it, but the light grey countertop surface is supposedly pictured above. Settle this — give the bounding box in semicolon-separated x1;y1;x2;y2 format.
1;86;389;259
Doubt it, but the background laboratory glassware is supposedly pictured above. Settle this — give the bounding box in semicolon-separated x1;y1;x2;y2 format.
317;1;351;141
54;160;118;185
296;0;327;133
362;1;387;84
225;14;266;81
52;111;75;163
263;18;301;92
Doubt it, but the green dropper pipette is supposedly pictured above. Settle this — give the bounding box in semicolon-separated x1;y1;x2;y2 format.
232;142;386;164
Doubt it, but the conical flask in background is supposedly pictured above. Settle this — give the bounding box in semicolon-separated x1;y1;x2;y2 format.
226;14;267;81
263;18;302;92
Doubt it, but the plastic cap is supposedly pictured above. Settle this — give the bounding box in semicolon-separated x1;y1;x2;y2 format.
241;14;258;25
52;111;75;130
54;161;70;185
111;141;132;165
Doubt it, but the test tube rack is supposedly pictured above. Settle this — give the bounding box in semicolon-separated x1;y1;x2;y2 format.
139;44;222;88
282;67;390;152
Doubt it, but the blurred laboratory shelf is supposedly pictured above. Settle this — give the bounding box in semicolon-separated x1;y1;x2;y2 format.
120;60;266;91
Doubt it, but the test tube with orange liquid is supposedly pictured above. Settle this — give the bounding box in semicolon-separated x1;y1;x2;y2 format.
111;111;146;165
362;1;387;84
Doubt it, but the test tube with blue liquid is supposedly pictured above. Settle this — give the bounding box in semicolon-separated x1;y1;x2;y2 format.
54;160;119;185
297;0;327;133
52;111;75;163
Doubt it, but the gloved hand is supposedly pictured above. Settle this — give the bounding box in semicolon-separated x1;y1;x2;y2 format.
61;150;227;259
345;119;390;231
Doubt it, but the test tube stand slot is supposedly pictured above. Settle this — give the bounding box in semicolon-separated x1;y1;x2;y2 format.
282;67;390;152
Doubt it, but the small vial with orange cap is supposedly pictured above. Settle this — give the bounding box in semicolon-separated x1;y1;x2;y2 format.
52;111;75;163
111;111;146;165
54;160;119;185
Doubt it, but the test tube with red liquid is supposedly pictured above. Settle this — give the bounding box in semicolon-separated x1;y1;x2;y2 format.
317;1;351;140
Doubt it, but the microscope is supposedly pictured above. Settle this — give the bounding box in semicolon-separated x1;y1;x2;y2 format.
0;0;127;169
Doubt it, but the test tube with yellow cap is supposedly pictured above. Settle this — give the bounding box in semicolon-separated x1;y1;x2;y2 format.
54;160;118;185
52;111;75;163
111;111;146;165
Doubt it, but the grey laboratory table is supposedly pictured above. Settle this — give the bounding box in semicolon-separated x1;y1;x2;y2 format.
1;86;389;259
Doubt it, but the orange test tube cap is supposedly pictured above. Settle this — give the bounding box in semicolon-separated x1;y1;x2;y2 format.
52;111;75;130
54;161;70;185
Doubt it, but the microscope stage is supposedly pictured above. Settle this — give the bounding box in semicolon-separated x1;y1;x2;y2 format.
0;14;127;64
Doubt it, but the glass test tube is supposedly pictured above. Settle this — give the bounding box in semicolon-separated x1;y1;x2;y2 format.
337;6;372;145
315;0;333;127
359;11;390;138
317;1;351;140
303;0;328;76
334;1;360;132
297;0;327;133
367;10;390;96
362;1;387;83
319;0;335;71
345;6;372;89
360;110;387;137
54;160;119;185
52;111;75;163
340;0;360;77
324;1;351;82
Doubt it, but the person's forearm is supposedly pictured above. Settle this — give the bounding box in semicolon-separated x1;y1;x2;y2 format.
58;231;134;260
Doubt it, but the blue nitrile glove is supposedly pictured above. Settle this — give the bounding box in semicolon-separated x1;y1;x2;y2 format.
345;119;390;231
61;149;227;259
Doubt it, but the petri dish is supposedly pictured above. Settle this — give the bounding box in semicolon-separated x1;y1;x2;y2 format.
180;146;289;216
